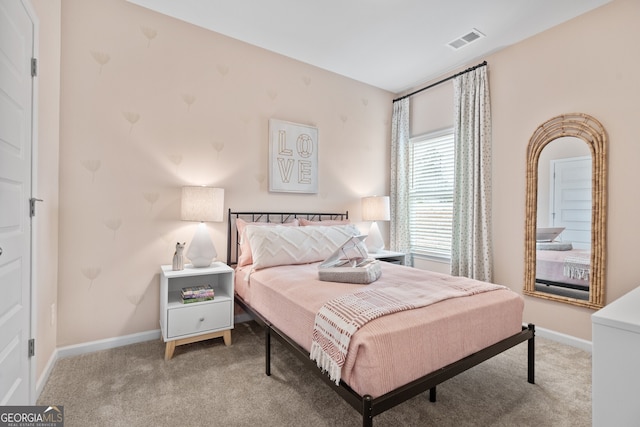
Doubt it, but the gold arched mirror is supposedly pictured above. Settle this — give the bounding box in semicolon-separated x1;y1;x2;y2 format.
524;113;607;309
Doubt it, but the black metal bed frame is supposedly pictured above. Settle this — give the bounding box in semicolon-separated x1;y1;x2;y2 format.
536;278;589;292
226;210;350;266
227;210;535;427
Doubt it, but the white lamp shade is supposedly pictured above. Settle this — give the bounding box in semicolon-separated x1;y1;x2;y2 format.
181;187;224;222
362;196;390;221
181;186;224;267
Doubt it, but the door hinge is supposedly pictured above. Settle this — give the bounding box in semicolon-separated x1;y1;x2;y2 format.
30;198;43;217
28;339;35;357
31;58;37;77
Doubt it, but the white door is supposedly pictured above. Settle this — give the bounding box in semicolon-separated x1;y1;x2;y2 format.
550;156;592;250
0;0;35;405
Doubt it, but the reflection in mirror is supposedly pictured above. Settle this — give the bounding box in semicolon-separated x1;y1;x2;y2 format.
524;113;607;309
535;138;591;301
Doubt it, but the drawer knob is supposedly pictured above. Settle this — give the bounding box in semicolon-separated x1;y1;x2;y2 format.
199;317;205;321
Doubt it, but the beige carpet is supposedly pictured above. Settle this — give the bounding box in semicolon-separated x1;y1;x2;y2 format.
38;321;591;427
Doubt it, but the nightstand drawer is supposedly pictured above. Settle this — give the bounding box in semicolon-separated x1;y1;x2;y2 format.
167;300;232;338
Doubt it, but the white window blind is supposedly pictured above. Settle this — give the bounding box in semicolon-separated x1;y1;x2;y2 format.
409;130;454;259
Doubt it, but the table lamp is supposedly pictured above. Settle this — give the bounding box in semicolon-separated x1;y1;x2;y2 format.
181;186;224;267
362;195;390;253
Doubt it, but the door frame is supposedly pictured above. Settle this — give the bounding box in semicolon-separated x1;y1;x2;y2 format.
23;0;39;404
548;155;591;249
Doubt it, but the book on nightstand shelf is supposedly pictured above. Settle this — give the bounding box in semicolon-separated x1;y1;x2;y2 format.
181;285;214;303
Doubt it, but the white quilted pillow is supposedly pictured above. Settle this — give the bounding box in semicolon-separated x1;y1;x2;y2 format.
245;224;360;270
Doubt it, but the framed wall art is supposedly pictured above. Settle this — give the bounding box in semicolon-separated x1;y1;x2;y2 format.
268;119;318;193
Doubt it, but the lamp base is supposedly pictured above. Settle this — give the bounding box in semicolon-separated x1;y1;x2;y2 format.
186;223;217;268
365;221;385;253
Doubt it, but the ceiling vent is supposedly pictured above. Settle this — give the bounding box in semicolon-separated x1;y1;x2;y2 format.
447;29;485;50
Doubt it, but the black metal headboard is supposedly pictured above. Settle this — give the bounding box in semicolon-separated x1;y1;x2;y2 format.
226;209;349;266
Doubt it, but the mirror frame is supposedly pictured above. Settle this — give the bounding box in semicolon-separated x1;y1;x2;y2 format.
524;113;607;309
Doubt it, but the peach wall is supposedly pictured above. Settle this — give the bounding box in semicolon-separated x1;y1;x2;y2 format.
31;0;60;383
412;0;640;340
56;0;393;345
41;0;640;349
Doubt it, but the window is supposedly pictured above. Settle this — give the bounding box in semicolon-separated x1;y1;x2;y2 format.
409;129;454;259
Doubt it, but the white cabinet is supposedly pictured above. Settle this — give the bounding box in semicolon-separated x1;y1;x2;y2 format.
592;286;640;426
160;263;234;360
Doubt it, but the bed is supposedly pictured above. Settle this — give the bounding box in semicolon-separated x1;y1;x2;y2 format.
536;245;590;292
227;210;535;426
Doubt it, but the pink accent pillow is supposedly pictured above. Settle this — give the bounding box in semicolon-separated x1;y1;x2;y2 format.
236;218;299;266
299;218;350;226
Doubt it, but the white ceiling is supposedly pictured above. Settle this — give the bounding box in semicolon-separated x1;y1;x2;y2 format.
127;0;611;94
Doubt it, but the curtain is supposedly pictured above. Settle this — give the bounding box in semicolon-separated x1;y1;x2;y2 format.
389;98;412;266
451;66;492;281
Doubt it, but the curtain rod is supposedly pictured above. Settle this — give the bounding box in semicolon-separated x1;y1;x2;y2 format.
392;60;487;103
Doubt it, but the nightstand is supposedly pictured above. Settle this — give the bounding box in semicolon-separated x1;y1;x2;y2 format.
368;250;406;265
159;262;234;360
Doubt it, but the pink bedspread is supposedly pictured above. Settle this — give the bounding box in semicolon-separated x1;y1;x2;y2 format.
536;249;590;288
235;262;524;398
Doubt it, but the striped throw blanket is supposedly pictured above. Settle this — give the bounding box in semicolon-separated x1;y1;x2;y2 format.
563;255;590;280
310;279;506;385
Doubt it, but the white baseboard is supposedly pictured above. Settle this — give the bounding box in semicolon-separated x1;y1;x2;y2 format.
37;313;253;399
56;329;162;359
36;348;59;400
35;329;161;401
535;326;592;353
35;318;590;402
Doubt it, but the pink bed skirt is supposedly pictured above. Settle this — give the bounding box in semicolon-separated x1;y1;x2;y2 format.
235;262;524;398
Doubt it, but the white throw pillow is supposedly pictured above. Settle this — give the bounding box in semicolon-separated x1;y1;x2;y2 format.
245;224;360;270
